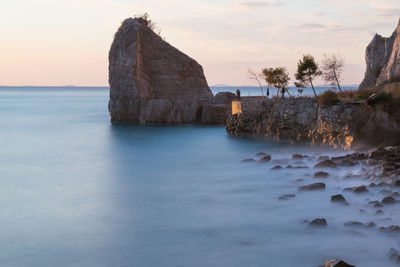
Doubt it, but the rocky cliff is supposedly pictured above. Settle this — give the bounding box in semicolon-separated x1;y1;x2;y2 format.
108;17;214;124
226;98;400;148
359;19;400;95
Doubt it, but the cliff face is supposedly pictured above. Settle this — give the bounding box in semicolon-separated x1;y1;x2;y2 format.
359;19;400;92
108;18;214;124
226;98;400;148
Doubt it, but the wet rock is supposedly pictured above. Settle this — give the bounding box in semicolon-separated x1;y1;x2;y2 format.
379;225;400;233
331;194;347;203
314;160;337;169
271;165;282;170
374;202;384;208
353;185;368;193
366;222;376;228
258;155;272;162
322;259;355;267
314;171;329;178
299;183;326;191
376;209;384;215
255;152;267;157
310;218;327;227
278;194;296;200
286;165;293;169
241;158;255;163
292;154;307;160
391;192;400;198
388;248;400;263
369;183;377;188
382;196;396;204
343;187;353;192
318;155;329;161
344;221;364;227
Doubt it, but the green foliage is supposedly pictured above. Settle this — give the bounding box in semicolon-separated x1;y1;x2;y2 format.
262;67;290;98
294;54;321;98
294;55;321;87
317;90;339;106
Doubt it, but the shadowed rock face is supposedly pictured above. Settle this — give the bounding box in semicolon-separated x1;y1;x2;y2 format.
359;19;400;92
108;18;214;124
226;98;400;148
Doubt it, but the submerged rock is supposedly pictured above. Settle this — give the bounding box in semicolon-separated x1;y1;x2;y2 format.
299;183;326;191
314;171;329;178
322;259;355;267
255;152;267;157
382;196;396;204
344;221;364;227
388;248;400;263
241;158;255;163
292;154;307;160
353;185;368;193
314;160;337;169
379;225;400;233
259;155;272;163
271;165;282;170
310;218;327;227
278;194;296;200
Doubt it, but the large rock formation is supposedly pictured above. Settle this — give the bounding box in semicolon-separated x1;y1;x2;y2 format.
359;19;400;96
226;98;400;148
108;17;214;124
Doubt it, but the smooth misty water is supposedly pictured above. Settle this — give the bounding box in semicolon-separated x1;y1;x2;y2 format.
0;87;398;267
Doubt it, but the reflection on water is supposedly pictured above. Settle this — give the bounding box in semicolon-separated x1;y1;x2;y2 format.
0;87;396;267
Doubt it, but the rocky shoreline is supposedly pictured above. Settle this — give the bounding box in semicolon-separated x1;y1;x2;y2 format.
242;145;400;266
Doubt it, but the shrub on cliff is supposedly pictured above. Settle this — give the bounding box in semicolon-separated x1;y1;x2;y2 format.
318;90;339;106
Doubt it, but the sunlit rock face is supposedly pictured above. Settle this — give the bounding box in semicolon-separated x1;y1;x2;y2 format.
226;98;400;148
359;19;400;95
108;18;214;124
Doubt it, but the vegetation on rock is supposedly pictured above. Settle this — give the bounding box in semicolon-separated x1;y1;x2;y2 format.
317;90;339;106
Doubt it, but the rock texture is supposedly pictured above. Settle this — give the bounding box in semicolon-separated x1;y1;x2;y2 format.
108;17;214;124
359;19;400;95
226;98;400;148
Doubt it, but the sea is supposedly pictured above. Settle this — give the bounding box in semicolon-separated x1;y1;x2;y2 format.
0;85;398;267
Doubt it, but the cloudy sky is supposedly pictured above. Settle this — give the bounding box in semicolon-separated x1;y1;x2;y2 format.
0;0;399;86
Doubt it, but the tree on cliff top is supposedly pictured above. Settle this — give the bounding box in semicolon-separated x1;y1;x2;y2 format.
322;54;345;92
262;67;276;98
134;12;161;35
269;67;290;99
294;54;321;98
247;69;264;97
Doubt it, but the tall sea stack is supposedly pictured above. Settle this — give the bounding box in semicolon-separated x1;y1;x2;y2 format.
359;19;400;97
108;17;214;124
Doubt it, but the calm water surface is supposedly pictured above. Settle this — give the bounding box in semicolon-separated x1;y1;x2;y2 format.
0;87;397;267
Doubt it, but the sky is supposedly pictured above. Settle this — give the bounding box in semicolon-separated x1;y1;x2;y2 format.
0;0;399;86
